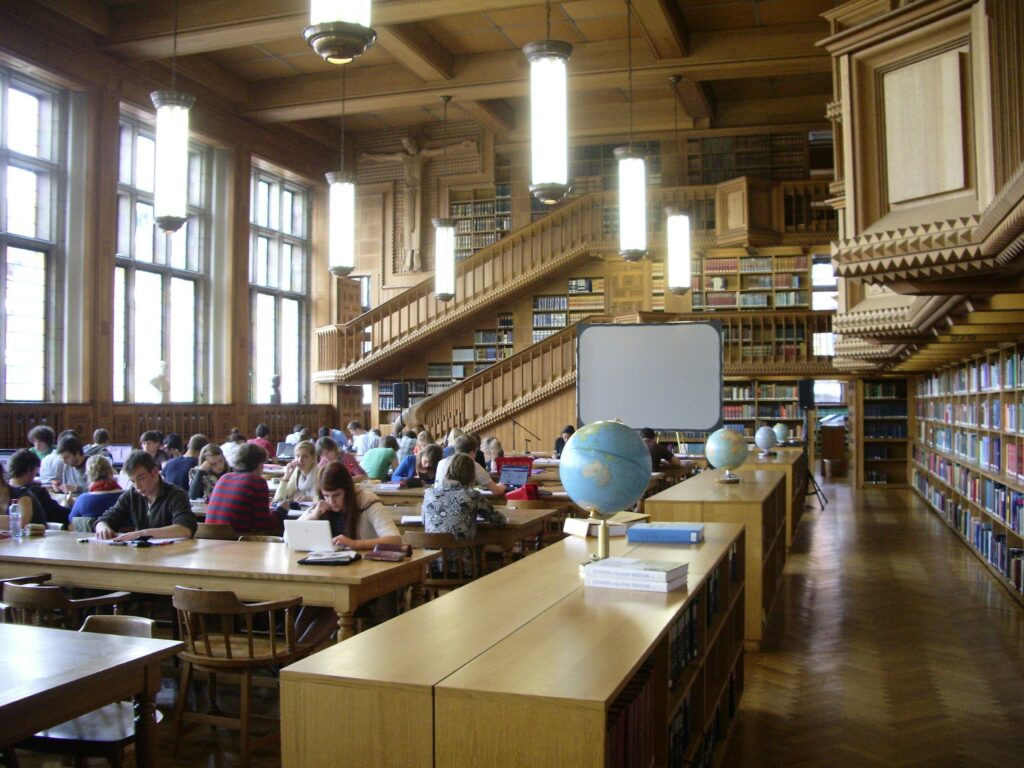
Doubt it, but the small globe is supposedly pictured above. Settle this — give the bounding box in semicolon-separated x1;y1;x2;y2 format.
754;426;777;453
705;428;749;479
560;420;651;517
773;422;791;444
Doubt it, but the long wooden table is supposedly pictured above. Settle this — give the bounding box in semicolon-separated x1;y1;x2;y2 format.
281;524;746;768
0;533;436;641
0;624;182;762
644;467;787;649
388;506;561;566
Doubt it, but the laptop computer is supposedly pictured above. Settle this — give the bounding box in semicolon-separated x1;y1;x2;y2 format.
498;464;531;490
106;444;133;468
283;519;336;552
276;442;295;461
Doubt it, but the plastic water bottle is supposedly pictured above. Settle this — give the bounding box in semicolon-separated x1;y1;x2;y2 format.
8;502;23;539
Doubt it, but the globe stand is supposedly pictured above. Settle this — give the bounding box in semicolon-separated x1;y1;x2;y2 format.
588;510;610;561
717;469;741;484
757;449;777;458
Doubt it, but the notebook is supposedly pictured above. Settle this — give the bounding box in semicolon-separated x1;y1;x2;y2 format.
498;464;531;490
276;442;295;460
283;519;335;552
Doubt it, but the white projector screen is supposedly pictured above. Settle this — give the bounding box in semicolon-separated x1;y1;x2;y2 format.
577;322;723;431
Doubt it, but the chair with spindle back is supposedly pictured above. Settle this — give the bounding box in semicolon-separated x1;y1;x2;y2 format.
171;586;315;766
1;582;131;629
402;531;481;598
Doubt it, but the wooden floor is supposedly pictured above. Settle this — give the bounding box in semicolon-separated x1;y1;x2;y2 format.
723;475;1024;767
12;474;1024;766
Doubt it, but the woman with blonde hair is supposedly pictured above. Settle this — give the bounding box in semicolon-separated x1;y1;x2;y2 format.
274;440;320;503
442;427;464;458
68;455;123;531
481;437;504;473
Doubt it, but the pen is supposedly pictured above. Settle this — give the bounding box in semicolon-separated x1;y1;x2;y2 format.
77;538;89;543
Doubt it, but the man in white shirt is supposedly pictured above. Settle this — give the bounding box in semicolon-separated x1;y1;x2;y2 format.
434;436;506;496
347;421;374;456
285;424;304;444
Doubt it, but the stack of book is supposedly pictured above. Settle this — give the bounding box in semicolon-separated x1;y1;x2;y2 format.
583;557;689;593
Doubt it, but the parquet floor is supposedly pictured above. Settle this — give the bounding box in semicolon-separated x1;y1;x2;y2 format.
722;476;1024;768
12;475;1024;767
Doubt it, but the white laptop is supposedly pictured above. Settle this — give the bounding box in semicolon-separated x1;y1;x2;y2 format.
283;519;335;552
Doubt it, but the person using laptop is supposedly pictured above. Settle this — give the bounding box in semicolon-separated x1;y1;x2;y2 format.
298;461;400;551
434;436;506;496
95;450;197;541
204;443;281;535
274;440;320;504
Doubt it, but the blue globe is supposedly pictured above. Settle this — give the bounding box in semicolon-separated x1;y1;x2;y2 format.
560;420;651;517
705;427;749;471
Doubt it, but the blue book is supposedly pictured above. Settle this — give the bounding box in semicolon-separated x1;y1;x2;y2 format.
627;522;705;544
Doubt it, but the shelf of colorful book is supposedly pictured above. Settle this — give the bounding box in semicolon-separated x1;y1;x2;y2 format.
911;453;1024;604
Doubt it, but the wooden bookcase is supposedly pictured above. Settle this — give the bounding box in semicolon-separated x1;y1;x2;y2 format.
450;186;503;262
912;347;1024;604
532;294;569;343
684;132;810;185
281;525;746;768
377;378;427;416
691;251;811;311
473;312;514;369
644;469;786;650
566;276;605;325
856;378;911;486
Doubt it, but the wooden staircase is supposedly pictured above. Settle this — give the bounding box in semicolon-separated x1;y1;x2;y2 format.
408;310;836;439
313;191;619;383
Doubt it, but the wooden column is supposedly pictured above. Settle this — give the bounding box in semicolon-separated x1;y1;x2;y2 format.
229;150;253;412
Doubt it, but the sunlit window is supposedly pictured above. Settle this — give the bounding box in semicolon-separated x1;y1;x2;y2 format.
1;71;59;401
250;168;310;403
114;116;211;402
812;256;838;311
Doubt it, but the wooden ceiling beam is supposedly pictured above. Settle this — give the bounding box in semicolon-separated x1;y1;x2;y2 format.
675;78;713;126
245;31;828;123
459;99;517;136
962;310;1024;324
102;0;543;59
632;0;689;59
31;0;109;35
377;23;454;82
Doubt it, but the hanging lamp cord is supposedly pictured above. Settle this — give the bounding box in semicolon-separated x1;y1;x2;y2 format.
171;0;179;92
626;0;633;147
340;66;347;173
546;0;552;41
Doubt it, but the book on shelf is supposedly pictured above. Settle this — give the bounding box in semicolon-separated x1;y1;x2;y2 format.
562;511;648;538
584;573;689;593
627;522;706;544
583;556;689;581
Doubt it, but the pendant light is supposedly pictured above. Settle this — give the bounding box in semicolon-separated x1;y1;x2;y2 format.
524;1;572;205
151;0;194;233
616;0;647;261
305;0;376;64
327;67;355;276
665;76;691;294
433;96;456;302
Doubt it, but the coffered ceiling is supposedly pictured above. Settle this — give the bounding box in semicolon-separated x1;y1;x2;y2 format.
27;0;839;141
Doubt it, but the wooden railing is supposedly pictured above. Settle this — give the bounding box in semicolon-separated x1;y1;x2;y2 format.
778;180;836;234
409;309;836;436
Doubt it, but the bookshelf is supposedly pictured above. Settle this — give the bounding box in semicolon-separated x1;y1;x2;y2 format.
684;132;810;185
566;276;605;324
474;313;514;369
912;347;1024;604
691;253;811;311
377;378;427;414
532;294;569;343
855;378;911;486
281;525;747;768
450;186;504;262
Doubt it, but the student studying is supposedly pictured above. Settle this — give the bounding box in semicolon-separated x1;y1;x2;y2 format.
95;450;197;541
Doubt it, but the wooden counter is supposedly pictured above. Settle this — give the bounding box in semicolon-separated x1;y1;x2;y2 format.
281;524;746;768
643;468;786;649
737;445;808;548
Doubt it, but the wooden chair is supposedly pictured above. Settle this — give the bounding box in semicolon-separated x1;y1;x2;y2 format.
1;582;130;629
171;585;315;766
402;531;481;598
9;615;160;768
506;498;567;546
195;522;237;540
0;573;51;623
237;534;284;543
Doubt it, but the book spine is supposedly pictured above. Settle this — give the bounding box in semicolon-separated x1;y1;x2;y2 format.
584;577;674;592
586;566;688;582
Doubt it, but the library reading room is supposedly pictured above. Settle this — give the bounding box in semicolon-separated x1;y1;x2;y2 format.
1;0;1023;766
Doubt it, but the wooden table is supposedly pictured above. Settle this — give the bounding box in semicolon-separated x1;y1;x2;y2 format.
0;624;182;761
737;445;808;548
0;532;436;641
280;524;746;768
644;467;787;649
388;506;561;566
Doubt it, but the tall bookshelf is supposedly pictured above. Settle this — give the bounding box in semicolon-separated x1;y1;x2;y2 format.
450;186;502;262
684;132;810;185
377;378;427;416
912;347;1024;604
856;378;911;486
532;295;568;343
474;313;514;369
566;277;605;324
691;253;810;311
